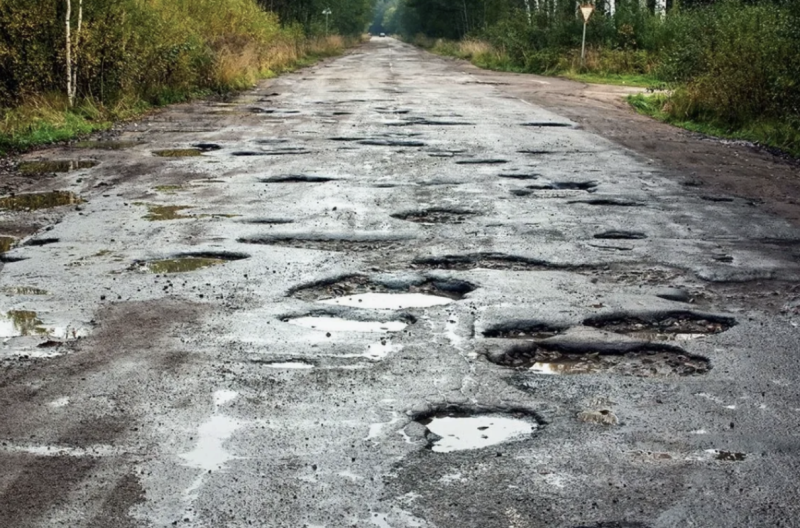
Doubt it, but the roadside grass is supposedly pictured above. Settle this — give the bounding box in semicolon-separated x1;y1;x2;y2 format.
628;93;800;158
561;72;660;88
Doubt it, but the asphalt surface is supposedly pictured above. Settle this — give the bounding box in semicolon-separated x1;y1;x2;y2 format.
2;37;800;528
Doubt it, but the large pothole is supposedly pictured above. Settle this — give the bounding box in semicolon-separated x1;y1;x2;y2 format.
289;274;476;309
413;406;541;453
412;253;576;271
487;342;710;377
483;321;567;339
261;175;337;183
281;311;416;333
238;234;409;252
583;311;736;341
391;208;477;224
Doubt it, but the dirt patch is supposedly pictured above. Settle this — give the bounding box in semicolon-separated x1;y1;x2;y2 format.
392;208;477;224
487;342;710;377
289;274;476;302
135;252;248;274
583;311;735;340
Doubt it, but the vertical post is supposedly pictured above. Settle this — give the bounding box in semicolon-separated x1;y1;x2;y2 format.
581;19;587;66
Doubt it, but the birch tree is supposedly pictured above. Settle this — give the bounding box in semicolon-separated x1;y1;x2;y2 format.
65;0;83;107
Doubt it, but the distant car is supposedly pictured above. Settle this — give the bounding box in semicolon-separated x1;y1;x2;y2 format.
380;33;386;37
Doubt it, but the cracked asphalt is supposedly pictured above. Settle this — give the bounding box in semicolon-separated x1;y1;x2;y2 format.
2;37;800;528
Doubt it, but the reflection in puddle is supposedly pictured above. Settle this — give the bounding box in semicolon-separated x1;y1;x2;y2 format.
285;316;407;333
0;310;48;337
423;414;536;453
179;415;241;471
531;360;602;375
74;141;142;150
0;236;15;253
0;191;83;211
146;257;227;273
319;293;453;310
153;149;203;157
18;160;97;173
141;204;193;221
261;361;315;369
1;286;49;296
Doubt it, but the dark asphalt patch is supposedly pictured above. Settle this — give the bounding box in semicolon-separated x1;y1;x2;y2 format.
593;230;647;240
583;311;736;339
391;208;478;224
289;274;477;302
487;342;710;377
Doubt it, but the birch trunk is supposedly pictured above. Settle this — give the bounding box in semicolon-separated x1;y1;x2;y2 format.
65;0;72;107
71;0;82;105
523;0;532;25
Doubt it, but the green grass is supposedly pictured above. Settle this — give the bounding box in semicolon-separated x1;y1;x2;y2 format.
0;112;109;155
628;93;800;158
562;72;661;88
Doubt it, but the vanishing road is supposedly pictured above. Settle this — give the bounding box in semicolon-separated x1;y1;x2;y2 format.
2;37;800;528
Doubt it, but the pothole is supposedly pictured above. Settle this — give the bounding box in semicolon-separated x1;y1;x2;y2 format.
455;159;508;165
139;252;248;273
518;149;554;155
358;139;426;147
1;286;49;296
412;253;573;271
710;450;747;461
521;122;574;127
700;195;734;202
0;191;83;211
23;238;59;247
261;175;337;183
290;275;476;308
583;311;735;341
254;138;290;145
391;208;477;224
498;173;541;180
483;321;566;339
18;160;98;173
525;181;598;191
238;235;408;252
0;310;49;337
153;149;203;157
74;141;142;150
258;360;315;369
593;230;647;240
569;198;644;207
282;314;412;333
387;118;474;126
487;343;710;377
239;218;294;225
414;406;540;453
192;143;222;152
0;236;15;253
140;205;192;221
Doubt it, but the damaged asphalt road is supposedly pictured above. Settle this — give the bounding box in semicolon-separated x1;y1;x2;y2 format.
2;37;800;528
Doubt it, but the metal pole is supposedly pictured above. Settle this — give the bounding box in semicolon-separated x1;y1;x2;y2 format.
581;20;587;67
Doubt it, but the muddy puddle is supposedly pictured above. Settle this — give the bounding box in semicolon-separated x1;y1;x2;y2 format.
153;149;204;157
0;236;15;253
415;408;539;453
584;312;735;341
488;343;710;377
141;252;248;273
0;191;83;211
18;160;97;173
238;235;408;252
284;315;409;333
290;275;476;306
483;321;566;339
1;286;49;296
74;141;142;150
392;208;477;224
141;205;192;221
0;310;48;337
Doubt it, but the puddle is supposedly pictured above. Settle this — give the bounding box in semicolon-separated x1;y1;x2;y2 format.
239;218;294;225
498;173;541;180
569;198;644;207
525;181;598;191
153;149;203;157
412;253;572;271
593;230;647;240
358;139;426;147
284;316;408;333
1;286;49;296
488;342;710;377
141;204;192;221
290;274;476;303
260;361;315;369
0;191;83;211
455;159;508;165
584;312;735;340
262;175;337;183
0;310;49;337
192;143;222;151
518;149;554;155
0;236;15;253
391;208;477;224
74;141;141;150
520;122;574;127
416;409;539;453
23;237;59;247
483;321;565;339
179;415;241;471
18;160;97;173
387;118;474;126
142;252;248;274
238;235;408;252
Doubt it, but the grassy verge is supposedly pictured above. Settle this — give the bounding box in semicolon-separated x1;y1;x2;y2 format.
561;72;659;88
628;93;800;158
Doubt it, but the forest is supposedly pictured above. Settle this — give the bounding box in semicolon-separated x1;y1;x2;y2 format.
0;0;374;152
373;0;799;156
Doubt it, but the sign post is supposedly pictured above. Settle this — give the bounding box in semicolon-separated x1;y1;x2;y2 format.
322;8;332;36
579;4;594;67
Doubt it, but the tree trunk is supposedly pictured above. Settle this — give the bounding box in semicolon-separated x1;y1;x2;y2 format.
523;0;532;25
66;0;72;107
71;0;82;105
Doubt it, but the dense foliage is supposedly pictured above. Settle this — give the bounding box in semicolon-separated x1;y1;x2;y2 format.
380;0;799;155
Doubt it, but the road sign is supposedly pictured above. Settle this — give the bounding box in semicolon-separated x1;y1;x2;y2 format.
580;4;594;22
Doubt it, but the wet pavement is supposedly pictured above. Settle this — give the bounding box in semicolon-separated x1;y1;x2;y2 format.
1;37;800;528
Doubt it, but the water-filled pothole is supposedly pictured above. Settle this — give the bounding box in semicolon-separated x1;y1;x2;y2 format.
583;311;735;341
192;143;222;152
593;230;647;240
455;159;508;165
0;236;15;253
18;160;98;173
23;238;59;247
141;205;192;221
1;286;49;296
0;310;49;337
488;343;710;377
74;141;142;150
290;275;476;306
569;198;644;207
140;252;248;273
238;235;408;252
498;173;541;180
483;321;566;339
412;253;572;271
521;122;574;127
391;208;477;224
283;315;411;333
525;181;598;191
239;218;294;225
359;139;426;147
0;191;83;211
153;149;203;157
262;175;337;183
414;407;540;453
